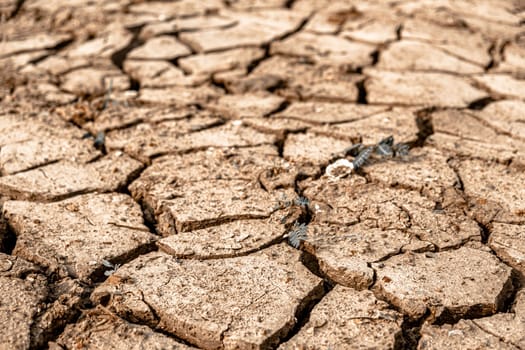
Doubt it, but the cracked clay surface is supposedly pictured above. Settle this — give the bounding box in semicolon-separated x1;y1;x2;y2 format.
1;0;525;349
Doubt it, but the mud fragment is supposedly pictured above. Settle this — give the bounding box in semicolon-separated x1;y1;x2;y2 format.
478;100;525;140
0;33;71;58
92;245;323;349
303;223;430;289
304;180;481;249
3;193;156;280
274;101;387;124
178;47;265;76
401;18;492;67
129;145;295;192
242;116;312;134
365;147;458;201
0;152;142;201
365;69;488;107
457;159;525;224
373;247;513;322
105;114;224;161
66;26;132;59
496;42;525;73
283;132;353;165
311;107;420;145
377;40;483;74
0;253;85;348
304;2;360;34
0;114;100;175
473;74;525;100
207;93;285;119
489;223;525;279
248;56;364;101
128;36;191;61
280;286;403;349
342;16;399;44
139;178;294;234
112;121;276;162
0;254;48;349
419;320;519;350
158;213;287;259
271;32;375;68
54;306;196;350
140;16;236;40
138;85;223;105
85;105;188;133
61;67;130;97
124;60;208;88
180;9;306;52
419;289;525;349
128;0;223;18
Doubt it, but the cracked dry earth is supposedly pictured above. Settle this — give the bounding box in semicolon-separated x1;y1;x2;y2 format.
1;1;525;350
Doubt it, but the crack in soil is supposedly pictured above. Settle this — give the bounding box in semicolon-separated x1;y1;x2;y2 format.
2;2;525;349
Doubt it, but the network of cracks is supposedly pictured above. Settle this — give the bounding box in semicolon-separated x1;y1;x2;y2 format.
1;0;525;349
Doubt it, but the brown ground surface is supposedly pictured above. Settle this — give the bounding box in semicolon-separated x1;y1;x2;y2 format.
1;0;525;349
